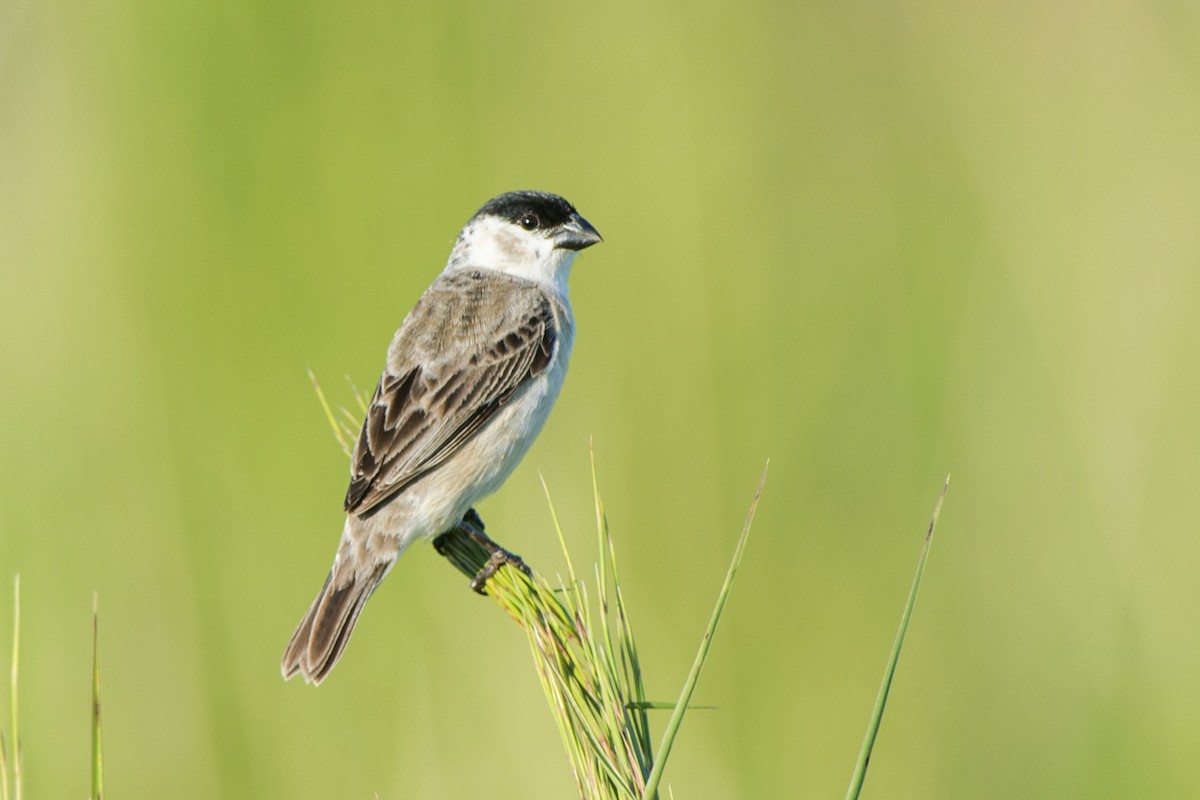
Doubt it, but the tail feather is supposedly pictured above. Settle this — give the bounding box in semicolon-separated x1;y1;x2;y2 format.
281;562;388;685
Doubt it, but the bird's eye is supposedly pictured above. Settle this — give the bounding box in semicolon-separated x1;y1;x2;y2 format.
519;213;539;230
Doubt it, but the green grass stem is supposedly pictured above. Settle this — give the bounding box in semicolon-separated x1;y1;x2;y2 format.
307;368;354;454
639;464;766;800
0;579;7;800
844;476;949;800
7;575;19;800
0;706;5;800
92;594;104;800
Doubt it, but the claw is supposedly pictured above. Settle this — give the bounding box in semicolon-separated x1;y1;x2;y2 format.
469;547;531;593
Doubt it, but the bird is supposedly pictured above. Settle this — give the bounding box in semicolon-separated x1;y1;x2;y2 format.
281;190;602;685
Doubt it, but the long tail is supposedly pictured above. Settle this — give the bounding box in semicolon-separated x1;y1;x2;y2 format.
281;560;390;685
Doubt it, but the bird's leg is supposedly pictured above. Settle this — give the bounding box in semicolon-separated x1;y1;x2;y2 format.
457;509;532;593
432;509;534;593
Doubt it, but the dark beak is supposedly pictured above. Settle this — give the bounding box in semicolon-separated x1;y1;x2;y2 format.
554;213;603;251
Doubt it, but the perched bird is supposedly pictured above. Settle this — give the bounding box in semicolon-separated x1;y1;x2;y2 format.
282;191;602;685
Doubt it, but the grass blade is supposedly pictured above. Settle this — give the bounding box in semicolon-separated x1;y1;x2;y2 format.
844;476;949;800
0;578;10;800
307;368;353;456
92;594;104;800
640;463;767;800
8;575;18;800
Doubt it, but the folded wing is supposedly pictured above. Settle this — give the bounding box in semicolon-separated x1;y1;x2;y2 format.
343;271;559;515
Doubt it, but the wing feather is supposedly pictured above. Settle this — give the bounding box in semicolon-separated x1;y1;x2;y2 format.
343;271;560;516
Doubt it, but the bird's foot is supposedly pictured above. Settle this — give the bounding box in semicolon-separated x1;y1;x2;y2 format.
456;511;532;593
469;547;532;594
433;509;532;593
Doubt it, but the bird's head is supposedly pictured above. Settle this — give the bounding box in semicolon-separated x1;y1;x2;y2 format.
446;191;602;294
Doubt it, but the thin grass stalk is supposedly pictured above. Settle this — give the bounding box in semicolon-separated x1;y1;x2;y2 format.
639;465;766;800
92;594;104;800
540;479;644;794
591;454;653;782
844;476;949;800
0;584;7;800
308;370;353;454
589;449;640;770
8;576;18;800
606;515;652;774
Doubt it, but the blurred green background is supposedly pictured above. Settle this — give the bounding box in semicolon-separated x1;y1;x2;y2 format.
3;0;1199;797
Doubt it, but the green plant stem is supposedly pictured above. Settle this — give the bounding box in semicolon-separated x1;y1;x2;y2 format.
9;575;18;800
640;465;766;800
92;594;104;800
0;583;8;800
844;476;949;800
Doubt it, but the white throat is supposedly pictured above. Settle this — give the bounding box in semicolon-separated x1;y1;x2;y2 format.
445;217;576;298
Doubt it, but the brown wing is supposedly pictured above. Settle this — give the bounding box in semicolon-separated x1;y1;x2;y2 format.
343;271;559;516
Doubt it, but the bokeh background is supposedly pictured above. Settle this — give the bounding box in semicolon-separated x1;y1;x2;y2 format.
3;0;1199;797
